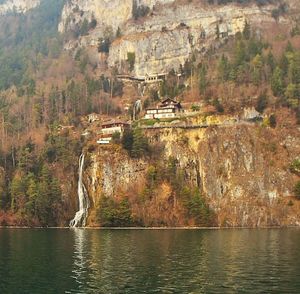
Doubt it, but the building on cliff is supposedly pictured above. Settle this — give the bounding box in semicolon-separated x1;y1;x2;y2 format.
97;119;130;144
144;98;183;119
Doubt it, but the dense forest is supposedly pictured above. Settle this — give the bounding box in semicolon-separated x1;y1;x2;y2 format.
0;0;65;90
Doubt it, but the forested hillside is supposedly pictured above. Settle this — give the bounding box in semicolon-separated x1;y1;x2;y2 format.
0;0;299;227
0;0;64;90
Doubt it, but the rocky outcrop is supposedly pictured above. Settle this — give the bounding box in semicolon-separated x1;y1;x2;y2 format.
108;2;278;76
58;0;174;33
59;0;285;76
109;28;192;77
85;121;300;227
58;0;133;33
85;147;148;204
0;0;40;15
148;123;300;227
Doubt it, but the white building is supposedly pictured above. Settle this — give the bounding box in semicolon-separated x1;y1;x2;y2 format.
88;113;100;123
144;98;183;119
97;119;130;144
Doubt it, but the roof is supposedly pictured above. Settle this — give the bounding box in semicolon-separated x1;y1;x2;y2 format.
159;98;182;108
161;98;179;104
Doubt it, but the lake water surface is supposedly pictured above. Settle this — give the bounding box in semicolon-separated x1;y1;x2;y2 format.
0;228;300;293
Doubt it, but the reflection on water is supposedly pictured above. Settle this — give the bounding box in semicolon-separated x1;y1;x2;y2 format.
1;229;300;293
70;229;90;293
66;229;300;294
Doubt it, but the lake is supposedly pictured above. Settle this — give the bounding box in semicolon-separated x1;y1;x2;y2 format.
0;228;300;293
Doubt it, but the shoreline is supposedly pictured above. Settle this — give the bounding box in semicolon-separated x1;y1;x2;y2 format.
0;226;299;230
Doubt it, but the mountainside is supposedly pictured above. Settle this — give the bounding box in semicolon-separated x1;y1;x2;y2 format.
84;116;300;227
0;0;299;227
0;0;40;15
59;0;298;76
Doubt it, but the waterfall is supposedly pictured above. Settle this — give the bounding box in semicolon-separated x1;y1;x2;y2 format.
133;99;142;121
70;154;90;228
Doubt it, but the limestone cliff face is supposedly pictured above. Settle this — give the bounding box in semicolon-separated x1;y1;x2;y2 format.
153;124;300;227
109;28;192;77
108;2;279;76
59;0;285;76
58;0;174;33
85;147;147;203
58;0;133;33
84;123;300;227
0;0;39;15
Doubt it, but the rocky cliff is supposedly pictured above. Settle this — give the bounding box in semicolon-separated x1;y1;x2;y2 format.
58;0;174;33
83;116;300;227
58;0;291;76
0;0;40;15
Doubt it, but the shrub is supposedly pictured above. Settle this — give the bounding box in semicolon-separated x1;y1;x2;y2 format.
181;188;212;226
191;105;200;112
79;18;89;36
98;196;132;227
294;181;300;199
256;91;268;113
132;1;150;20
127;52;136;71
122;129;134;153
212;98;224;113
122;128;149;158
290;159;300;175
269;114;277;128
89;18;97;30
98;38;111;53
112;132;121;144
131;129;150;158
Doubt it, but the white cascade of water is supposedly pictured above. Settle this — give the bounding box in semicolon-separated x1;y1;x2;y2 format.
70;154;90;228
133;99;142;121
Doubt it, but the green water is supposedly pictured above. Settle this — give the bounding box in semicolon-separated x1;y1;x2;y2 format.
0;229;300;293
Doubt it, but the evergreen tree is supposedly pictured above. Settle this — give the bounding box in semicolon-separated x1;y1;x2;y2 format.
256;91;268;113
279;54;289;76
198;65;207;94
266;51;276;74
271;67;284;97
10;174;25;212
35;165;60;226
286;41;294;53
243;21;251;40
234;40;247;66
131;129;149;158
287;52;300;85
285;83;297;100
218;54;230;82
25;176;39;217
215;24;220;39
122;129;134;153
251;54;263;85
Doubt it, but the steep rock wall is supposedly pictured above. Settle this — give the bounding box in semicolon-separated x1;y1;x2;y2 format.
59;0;281;76
58;0;133;33
85;147;147;203
85;123;300;227
108;3;276;76
58;0;174;33
149;124;300;227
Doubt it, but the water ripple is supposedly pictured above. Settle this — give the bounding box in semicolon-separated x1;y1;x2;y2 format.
1;229;300;293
